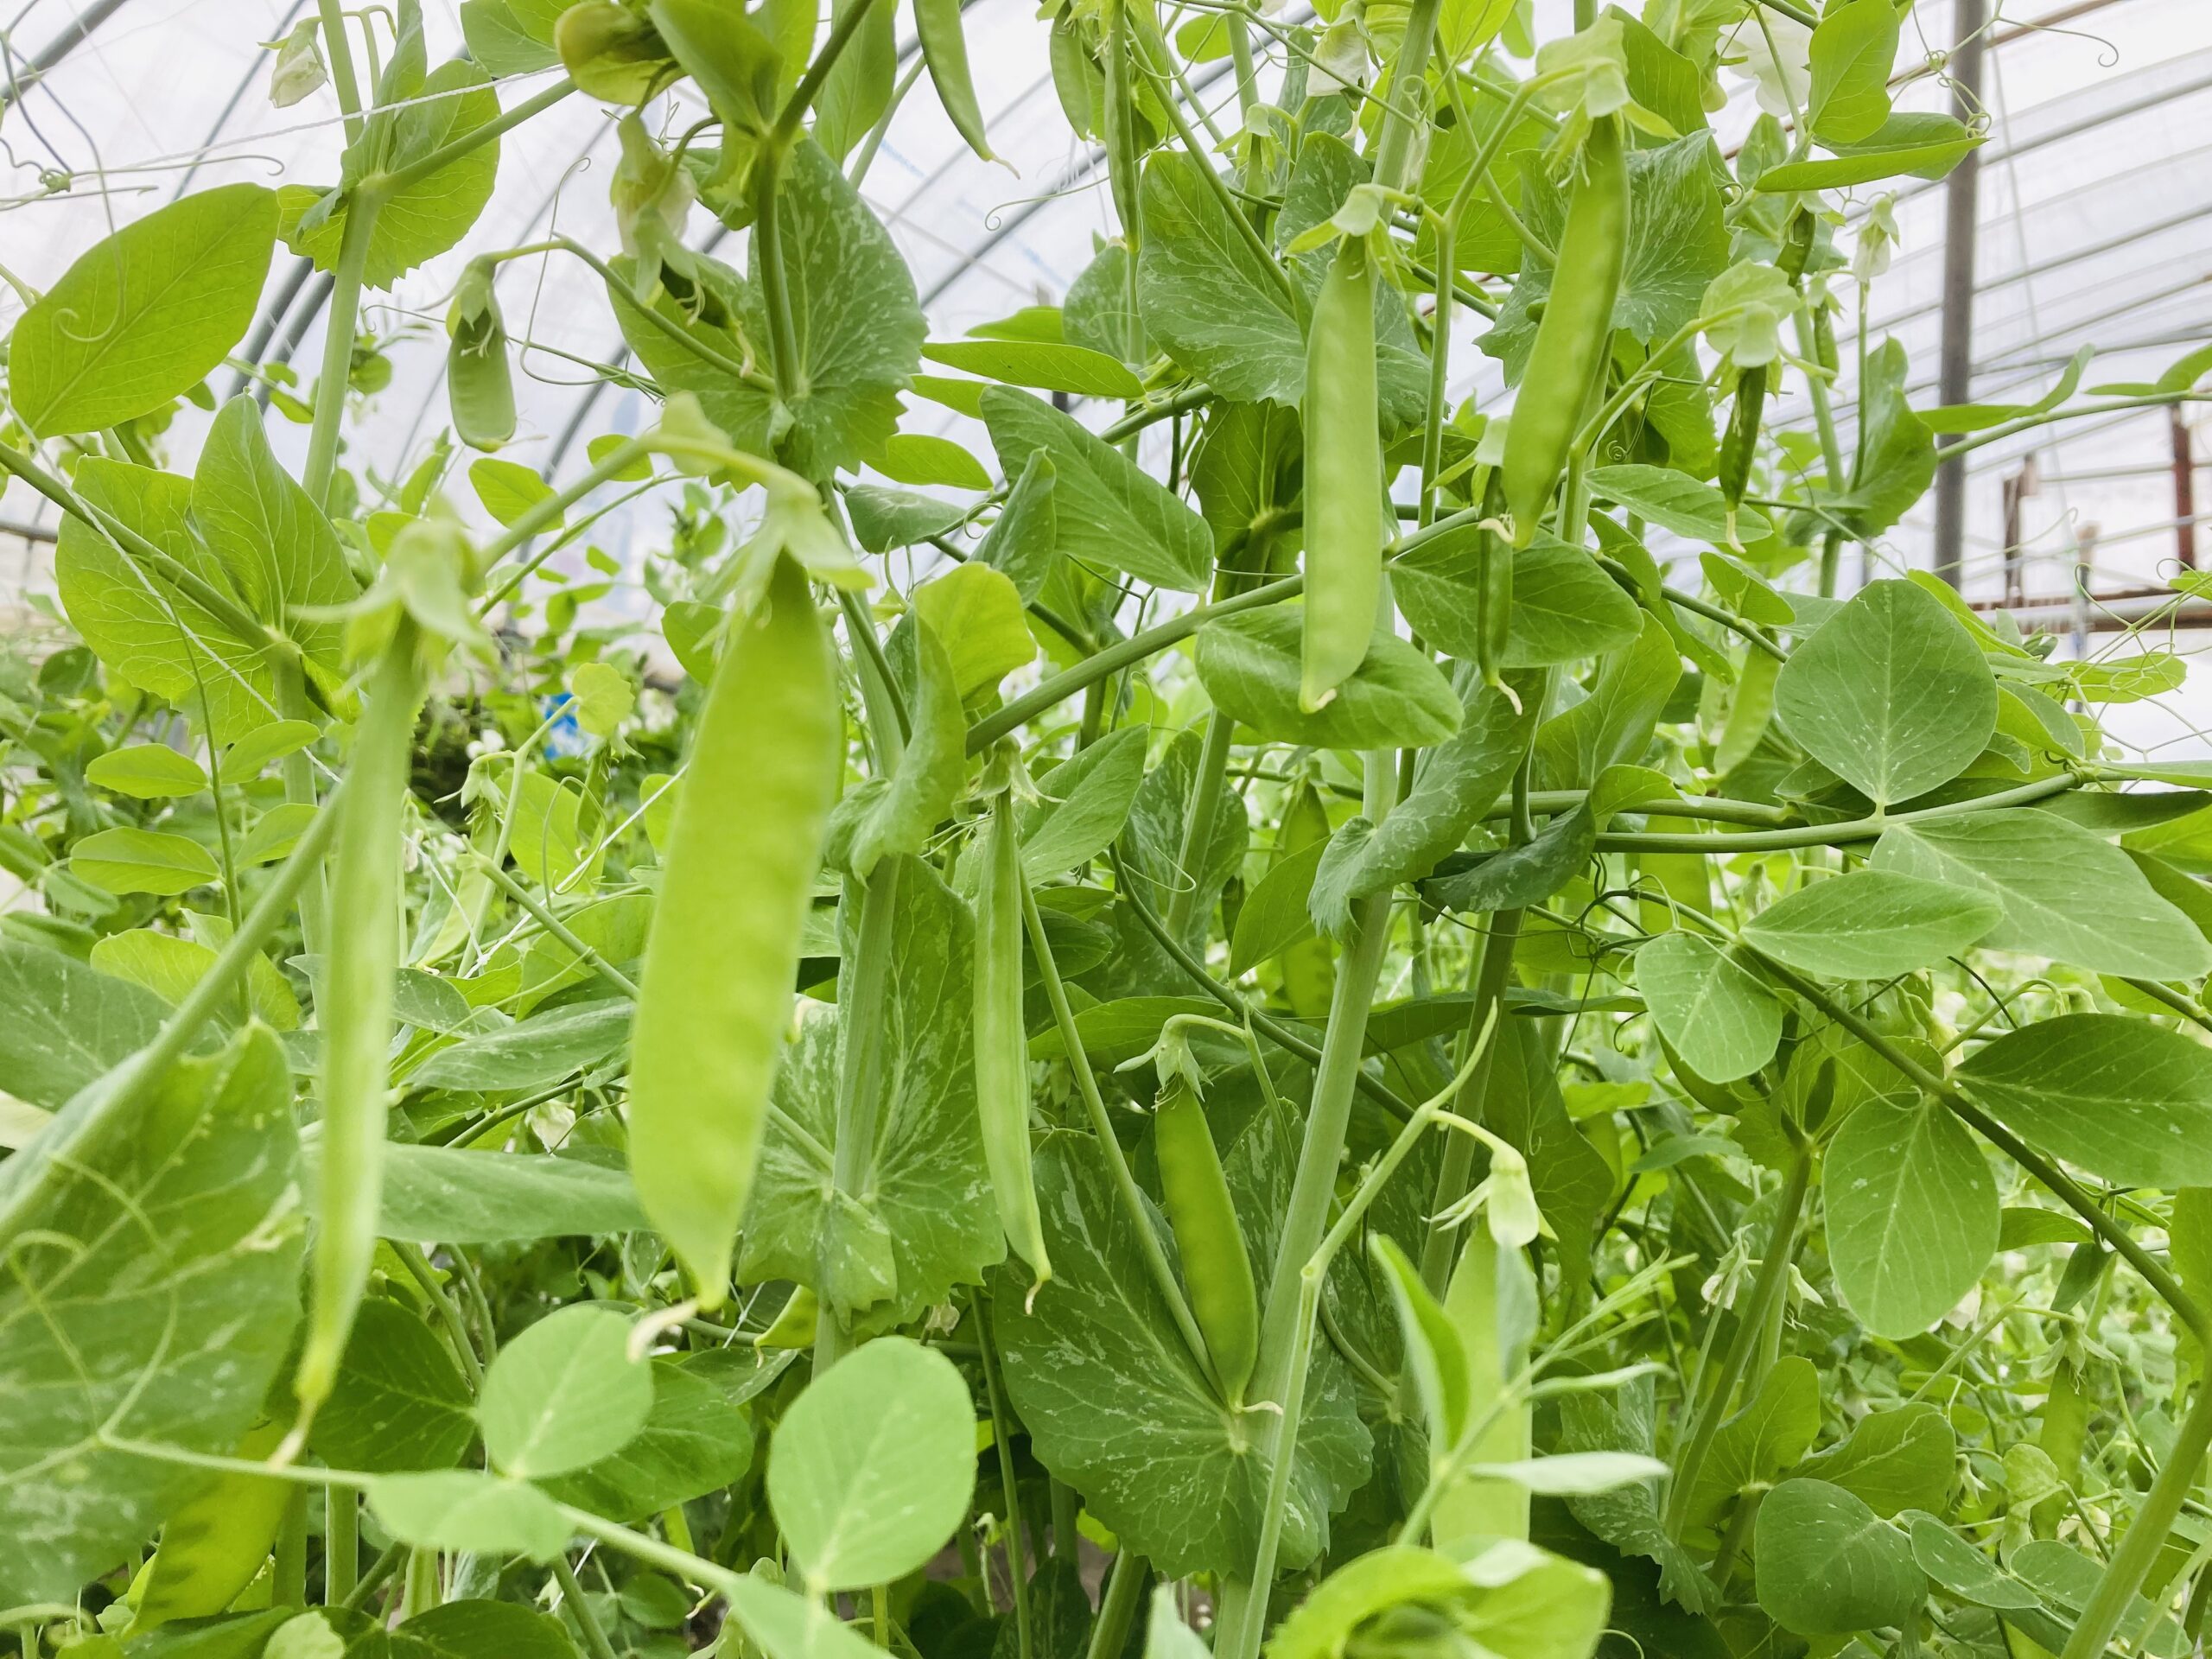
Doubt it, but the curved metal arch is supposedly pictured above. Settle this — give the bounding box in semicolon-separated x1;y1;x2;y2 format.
0;0;131;116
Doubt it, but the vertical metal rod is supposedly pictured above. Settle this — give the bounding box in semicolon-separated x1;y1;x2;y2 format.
1932;0;1988;587
2173;409;2198;569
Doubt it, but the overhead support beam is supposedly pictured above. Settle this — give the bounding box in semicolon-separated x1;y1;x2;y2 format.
1933;0;1989;587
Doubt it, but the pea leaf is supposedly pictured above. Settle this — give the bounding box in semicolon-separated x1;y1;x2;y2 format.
993;1125;1370;1580
315;1299;478;1473
1135;149;1306;406
1954;1014;2212;1187
365;1471;570;1561
405;1000;632;1094
477;1304;655;1479
9;184;277;436
613;139;924;476
1757;113;1980;191
1588;464;1770;547
912;565;1034;699
1195;607;1461;750
1800;1405;1957;1519
85;745;208;798
1635;931;1782;1084
1532;613;1681;790
0;1027;302;1608
1871;810;2212;979
0;938;170;1109
1231;838;1328;974
742;860;1002;1331
375;1602;578;1659
1390;533;1643;666
1020;724;1150;882
767;1336;975;1591
70;827;219;897
1680;1355;1820;1529
1755;1478;1925;1637
1826;1095;1997;1338
539;1354;755;1523
362;1144;650;1243
923;339;1143;400
982;388;1212;594
1741;869;2003;979
1421;802;1596;917
877;433;992;491
1807;0;1899;144
1774;580;1995;807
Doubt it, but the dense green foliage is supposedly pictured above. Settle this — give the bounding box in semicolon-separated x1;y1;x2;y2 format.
5;2;2212;1657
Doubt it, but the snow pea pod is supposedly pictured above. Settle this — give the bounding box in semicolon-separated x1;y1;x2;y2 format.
1300;235;1383;712
975;783;1051;1285
1500;115;1627;547
295;622;427;1428
129;1420;290;1630
628;552;841;1307
1154;1072;1258;1405
915;0;995;163
1719;361;1767;518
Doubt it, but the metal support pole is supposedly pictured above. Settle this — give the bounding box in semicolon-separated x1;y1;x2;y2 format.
2173;409;2198;569
1932;0;1988;587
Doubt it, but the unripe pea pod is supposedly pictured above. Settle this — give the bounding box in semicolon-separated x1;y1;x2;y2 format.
1153;1071;1258;1406
1300;234;1384;713
128;1420;291;1631
1500;114;1628;547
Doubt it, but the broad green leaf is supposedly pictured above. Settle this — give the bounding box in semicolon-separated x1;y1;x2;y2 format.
1953;1014;2212;1187
1555;1375;1711;1614
724;1576;886;1659
1310;686;1535;936
1532;613;1681;790
1800;1405;1956;1519
912;565;1034;698
1020;724;1149;881
374;1602;578;1659
0;1027;301;1607
366;1471;569;1560
1195;607;1460;750
0;938;169;1109
283;60;503;288
613;140;924;476
1231;838;1327;975
1834;340;1936;537
472;456;560;526
55;461;280;748
219;721;321;785
85;745;208;798
477;1304;654;1479
976;450;1059;602
742;860;1002;1330
1269;1548;1486;1659
1635;931;1782;1084
1421;802;1595;917
812;0;896;162
191;397;358;685
407;999;631;1093
1871;810;2212;979
539;1353;754;1523
1025;995;1225;1067
1826;1096;1997;1338
1588;464;1770;546
877;433;992;490
461;0;564;72
1806;0;1899;143
1135;150;1306;406
767;1335;976;1591
315;1299;478;1473
982;387;1212;593
922;339;1143;400
1773;580;1995;807
240;803;318;868
365;1144;650;1243
844;485;966;553
1390;533;1643;666
993;1126;1370;1579
1755;1478;1925;1636
1907;1514;2041;1611
9;184;277;436
1370;1236;1469;1449
1757;113;1980;190
1681;1354;1820;1529
91;926;300;1031
70;827;219;896
1741;870;2003;979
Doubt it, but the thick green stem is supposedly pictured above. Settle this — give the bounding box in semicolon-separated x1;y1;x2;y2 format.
1593;771;2082;855
554;1554;621;1659
1371;0;1443;193
1085;1552;1147;1659
1663;1143;1813;1535
325;1488;359;1605
315;0;365;144
303;188;381;509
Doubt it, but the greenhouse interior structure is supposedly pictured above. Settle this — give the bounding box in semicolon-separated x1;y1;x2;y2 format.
8;0;2212;1656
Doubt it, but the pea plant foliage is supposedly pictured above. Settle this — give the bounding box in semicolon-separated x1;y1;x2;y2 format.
6;0;2212;1656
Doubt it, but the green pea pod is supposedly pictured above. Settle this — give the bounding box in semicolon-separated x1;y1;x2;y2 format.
128;1420;289;1631
1153;1073;1257;1404
1500;115;1628;548
1101;0;1143;247
1430;1224;1535;1552
1719;361;1767;512
1300;235;1384;712
295;624;427;1426
976;786;1051;1284
629;552;840;1307
447;305;515;453
915;0;995;163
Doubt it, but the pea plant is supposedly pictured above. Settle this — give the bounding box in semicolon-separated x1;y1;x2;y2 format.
6;0;2212;1655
